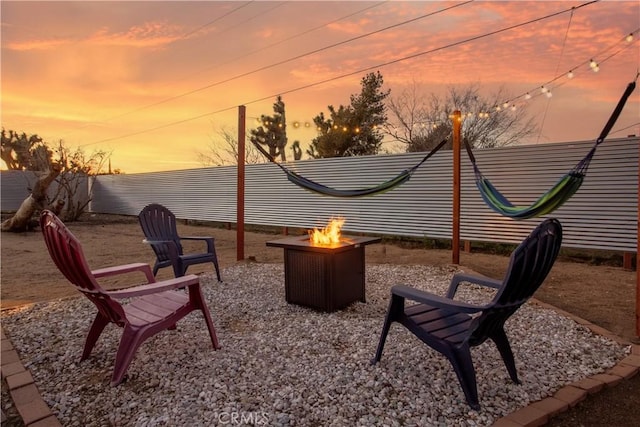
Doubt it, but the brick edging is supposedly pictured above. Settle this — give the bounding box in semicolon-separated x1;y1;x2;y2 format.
2;299;638;427
491;299;640;427
1;326;62;426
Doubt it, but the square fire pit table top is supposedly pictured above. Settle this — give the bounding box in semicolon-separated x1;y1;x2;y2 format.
266;235;381;252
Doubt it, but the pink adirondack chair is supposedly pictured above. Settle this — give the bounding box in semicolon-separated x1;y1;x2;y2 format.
39;210;220;386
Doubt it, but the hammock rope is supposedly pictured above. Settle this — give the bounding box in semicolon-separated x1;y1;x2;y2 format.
465;78;637;220
253;138;449;198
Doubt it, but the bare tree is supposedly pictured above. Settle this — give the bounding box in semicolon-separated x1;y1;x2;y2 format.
385;82;538;151
197;126;262;166
1;129;112;231
54;142;110;221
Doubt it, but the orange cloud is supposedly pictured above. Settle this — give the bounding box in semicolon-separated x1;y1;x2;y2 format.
89;21;186;48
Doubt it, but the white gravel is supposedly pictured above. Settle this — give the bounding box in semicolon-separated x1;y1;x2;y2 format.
1;263;629;426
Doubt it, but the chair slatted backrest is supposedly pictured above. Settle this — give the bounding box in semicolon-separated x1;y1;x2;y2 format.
469;218;563;345
40;211;127;326
138;204;183;262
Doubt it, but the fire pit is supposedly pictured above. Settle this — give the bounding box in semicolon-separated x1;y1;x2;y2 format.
266;234;381;312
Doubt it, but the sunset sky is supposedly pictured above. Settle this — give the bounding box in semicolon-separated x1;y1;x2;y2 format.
2;0;639;174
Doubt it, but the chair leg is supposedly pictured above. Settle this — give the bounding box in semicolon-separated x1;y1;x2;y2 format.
448;345;481;411
212;255;222;282
189;285;220;349
372;294;404;364
172;261;184;278
491;328;520;384
82;313;110;361
111;326;146;386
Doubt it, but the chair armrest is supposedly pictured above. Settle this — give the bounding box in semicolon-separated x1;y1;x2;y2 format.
143;238;182;260
392;285;486;314
446;272;502;298
92;262;156;284
179;236;215;252
107;274;200;299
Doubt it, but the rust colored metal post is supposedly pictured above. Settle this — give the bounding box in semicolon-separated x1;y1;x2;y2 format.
237;106;246;261
452;110;461;265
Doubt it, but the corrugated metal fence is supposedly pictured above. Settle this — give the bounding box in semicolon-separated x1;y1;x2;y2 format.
2;138;637;251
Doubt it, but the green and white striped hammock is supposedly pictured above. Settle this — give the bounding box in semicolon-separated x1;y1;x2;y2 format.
466;79;637;220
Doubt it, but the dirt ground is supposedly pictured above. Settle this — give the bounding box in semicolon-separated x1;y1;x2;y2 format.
1;213;638;425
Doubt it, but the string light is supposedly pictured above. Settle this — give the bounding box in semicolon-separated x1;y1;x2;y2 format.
246;28;638;135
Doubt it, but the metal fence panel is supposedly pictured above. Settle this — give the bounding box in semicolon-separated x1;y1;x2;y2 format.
3;138;637;251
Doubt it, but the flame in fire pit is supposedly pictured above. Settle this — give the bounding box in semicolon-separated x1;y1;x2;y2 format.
309;217;345;246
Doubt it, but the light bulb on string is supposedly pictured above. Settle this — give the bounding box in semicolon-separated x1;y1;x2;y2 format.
541;86;548;94
589;59;597;69
567;70;574;79
626;33;634;43
592;63;600;72
545;91;553;98
503;102;509;109
510;105;517;111
525;93;532;100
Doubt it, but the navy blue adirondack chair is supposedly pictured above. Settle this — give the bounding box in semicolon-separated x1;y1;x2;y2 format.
372;218;563;410
138;204;222;282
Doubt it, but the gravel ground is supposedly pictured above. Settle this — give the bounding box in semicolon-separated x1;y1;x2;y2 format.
1;263;629;426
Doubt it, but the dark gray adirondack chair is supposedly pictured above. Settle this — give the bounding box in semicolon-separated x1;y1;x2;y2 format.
372;218;563;410
40;210;220;386
138;203;222;282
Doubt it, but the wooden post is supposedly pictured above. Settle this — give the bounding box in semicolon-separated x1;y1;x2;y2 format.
636;143;639;337
623;252;633;271
452;110;461;265
237;106;246;261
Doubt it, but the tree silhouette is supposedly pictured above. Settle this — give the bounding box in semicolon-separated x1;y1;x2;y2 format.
250;96;289;162
308;71;389;158
385;82;537;152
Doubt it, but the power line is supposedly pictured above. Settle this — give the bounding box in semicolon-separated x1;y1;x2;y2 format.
82;0;603;147
89;0;471;125
101;1;286;123
179;1;255;41
537;6;576;143
181;1;388;83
